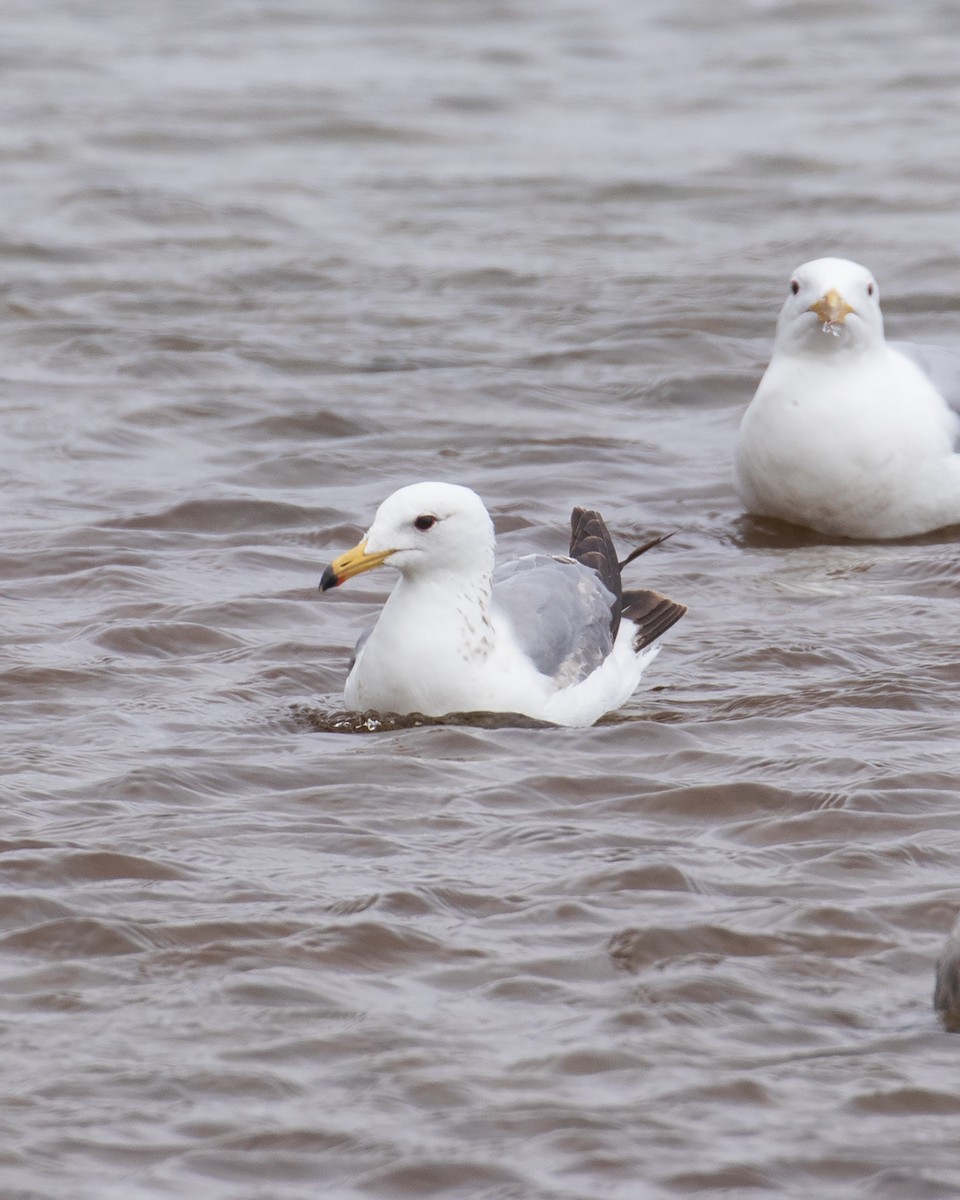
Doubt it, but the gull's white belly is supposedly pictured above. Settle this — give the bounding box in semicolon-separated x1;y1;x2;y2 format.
736;351;960;538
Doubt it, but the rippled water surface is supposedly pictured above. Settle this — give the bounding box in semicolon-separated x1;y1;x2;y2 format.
4;2;960;1197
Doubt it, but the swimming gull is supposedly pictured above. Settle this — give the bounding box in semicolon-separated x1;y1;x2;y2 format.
319;481;686;727
735;256;960;538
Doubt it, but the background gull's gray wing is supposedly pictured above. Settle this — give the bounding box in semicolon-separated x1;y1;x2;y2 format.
492;555;616;688
891;341;960;417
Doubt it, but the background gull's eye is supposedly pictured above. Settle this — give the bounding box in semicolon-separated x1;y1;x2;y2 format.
867;283;875;296
414;514;437;532
790;280;800;295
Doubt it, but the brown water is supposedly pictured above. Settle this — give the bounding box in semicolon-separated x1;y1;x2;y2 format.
4;2;960;1198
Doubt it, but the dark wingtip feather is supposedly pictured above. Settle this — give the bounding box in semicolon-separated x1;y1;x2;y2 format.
621;590;687;653
569;507;623;638
570;508;684;648
570;508;621;595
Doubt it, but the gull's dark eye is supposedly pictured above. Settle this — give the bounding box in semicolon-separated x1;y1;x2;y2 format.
790;280;800;295
867;283;875;296
414;514;437;532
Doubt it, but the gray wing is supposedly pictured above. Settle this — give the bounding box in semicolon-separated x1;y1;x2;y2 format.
492;555;615;688
891;340;960;416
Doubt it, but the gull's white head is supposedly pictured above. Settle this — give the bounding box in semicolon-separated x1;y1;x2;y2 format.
774;257;884;356
320;482;495;591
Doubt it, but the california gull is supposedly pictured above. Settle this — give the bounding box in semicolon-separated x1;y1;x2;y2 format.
319;482;686;727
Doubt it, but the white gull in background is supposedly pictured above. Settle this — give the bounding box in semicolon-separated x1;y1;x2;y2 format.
735;257;960;539
319;482;685;727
